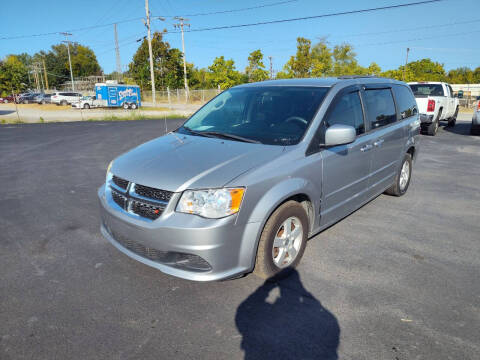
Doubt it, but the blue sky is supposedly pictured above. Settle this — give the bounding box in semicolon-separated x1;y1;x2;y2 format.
1;0;479;75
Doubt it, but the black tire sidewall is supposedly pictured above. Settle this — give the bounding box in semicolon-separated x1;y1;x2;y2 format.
260;202;308;279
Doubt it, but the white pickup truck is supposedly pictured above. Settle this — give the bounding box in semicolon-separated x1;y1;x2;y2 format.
408;82;459;136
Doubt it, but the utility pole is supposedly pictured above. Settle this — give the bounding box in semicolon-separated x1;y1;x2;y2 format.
403;47;410;81
174;17;190;101
268;56;273;79
114;24;122;81
42;58;49;90
144;0;156;105
61;32;75;91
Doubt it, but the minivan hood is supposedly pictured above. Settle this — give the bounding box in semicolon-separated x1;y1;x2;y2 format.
112;133;285;192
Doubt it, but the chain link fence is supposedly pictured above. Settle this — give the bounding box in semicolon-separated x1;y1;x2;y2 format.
141;88;221;105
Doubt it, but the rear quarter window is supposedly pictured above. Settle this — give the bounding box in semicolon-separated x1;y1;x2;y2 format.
393;85;418;119
363;88;397;129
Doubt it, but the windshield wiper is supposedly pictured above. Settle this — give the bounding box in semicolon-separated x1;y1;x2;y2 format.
181;126;215;138
200;131;261;144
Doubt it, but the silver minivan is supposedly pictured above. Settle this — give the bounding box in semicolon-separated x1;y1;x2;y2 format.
98;77;421;281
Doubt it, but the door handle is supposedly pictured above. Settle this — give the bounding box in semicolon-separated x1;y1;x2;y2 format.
373;139;384;147
360;144;373;152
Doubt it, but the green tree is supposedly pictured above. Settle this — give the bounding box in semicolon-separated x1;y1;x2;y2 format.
245;49;269;82
129;31;184;90
207;56;242;89
332;43;365;76
311;39;333;77
283;37;313;78
0;55;29;96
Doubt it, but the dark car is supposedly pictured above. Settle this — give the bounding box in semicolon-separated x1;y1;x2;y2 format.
0;95;16;103
35;93;52;104
17;93;42;104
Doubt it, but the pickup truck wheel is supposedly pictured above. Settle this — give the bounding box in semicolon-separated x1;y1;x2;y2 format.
448;107;459;127
385;153;412;197
254;201;308;280
83;103;90;109
426;109;441;136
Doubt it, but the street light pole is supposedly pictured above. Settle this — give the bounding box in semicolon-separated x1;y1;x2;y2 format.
144;0;156;105
403;47;410;82
61;32;75;91
174;17;190;102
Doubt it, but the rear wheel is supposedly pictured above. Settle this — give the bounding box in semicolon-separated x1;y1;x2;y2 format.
385;153;412;197
448;107;458;127
60;100;67;106
83;103;90;109
130;103;137;110
426;109;441;136
254;201;308;280
123;103;130;110
4;99;8;104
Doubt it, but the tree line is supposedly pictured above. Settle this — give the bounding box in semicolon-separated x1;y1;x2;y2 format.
2;32;480;97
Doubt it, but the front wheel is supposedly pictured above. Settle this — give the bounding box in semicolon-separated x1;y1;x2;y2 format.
254;201;308;280
123;103;130;110
83;103;90;109
385;153;412;197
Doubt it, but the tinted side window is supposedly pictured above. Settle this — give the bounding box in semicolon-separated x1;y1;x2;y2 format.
393;85;417;119
324;91;365;135
364;89;396;129
60;92;68;96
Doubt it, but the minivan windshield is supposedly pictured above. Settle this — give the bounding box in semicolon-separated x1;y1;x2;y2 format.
177;86;329;145
409;84;444;97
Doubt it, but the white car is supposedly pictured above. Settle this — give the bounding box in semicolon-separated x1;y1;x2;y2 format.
408;82;459;136
472;100;480;135
51;91;82;106
71;96;102;109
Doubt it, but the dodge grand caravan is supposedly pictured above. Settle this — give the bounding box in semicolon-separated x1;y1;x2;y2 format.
98;77;421;281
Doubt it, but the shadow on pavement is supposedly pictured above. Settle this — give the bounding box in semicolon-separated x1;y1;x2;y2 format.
442;121;473;136
235;270;340;360
0;110;16;115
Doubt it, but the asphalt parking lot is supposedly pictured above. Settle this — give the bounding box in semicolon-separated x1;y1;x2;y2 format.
1;114;479;359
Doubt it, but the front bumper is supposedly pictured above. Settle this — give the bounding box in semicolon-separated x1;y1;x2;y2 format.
98;185;261;281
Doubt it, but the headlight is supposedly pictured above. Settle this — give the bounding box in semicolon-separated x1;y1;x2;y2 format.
176;188;245;218
106;160;113;183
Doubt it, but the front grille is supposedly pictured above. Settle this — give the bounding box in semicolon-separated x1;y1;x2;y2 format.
112;175;129;190
131;200;163;220
111;189;127;209
134;184;173;202
110;229;211;272
108;175;171;221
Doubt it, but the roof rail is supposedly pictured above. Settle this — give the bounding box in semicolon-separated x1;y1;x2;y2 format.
337;75;380;79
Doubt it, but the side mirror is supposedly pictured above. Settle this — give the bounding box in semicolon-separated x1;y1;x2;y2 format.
324;124;356;146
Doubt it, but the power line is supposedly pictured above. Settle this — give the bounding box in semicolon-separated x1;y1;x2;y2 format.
164;0;446;34
170;0;299;17
0;0;445;41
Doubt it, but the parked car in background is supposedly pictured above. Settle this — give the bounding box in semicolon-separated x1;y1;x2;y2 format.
0;95;16;103
471;100;480;135
72;95;99;109
99;77;420;281
34;93;52;104
408;82;459;136
51;91;82;105
17;92;42;104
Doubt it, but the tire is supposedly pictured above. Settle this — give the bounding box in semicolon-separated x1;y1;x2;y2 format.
130;103;137;110
426;109;441;136
123;103;130;110
385;153;412;197
60;100;67;106
254;200;308;280
448;107;458;127
83;103;90;109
